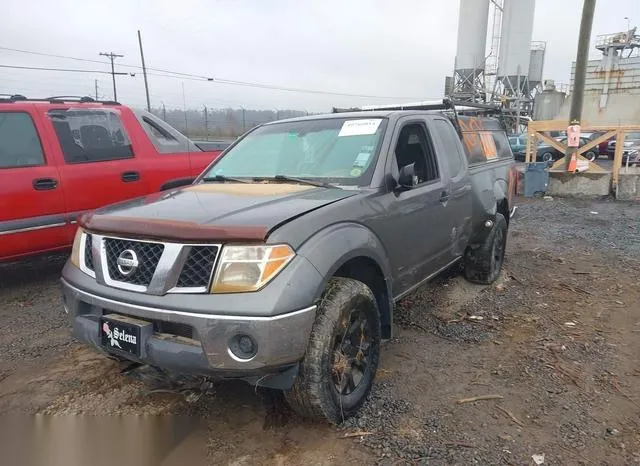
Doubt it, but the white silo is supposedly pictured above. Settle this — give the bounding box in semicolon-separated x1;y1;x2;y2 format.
497;0;536;93
528;42;546;90
452;0;491;101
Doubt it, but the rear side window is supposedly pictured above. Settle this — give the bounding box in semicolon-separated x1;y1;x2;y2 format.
492;131;512;159
0;112;45;168
48;109;133;163
134;110;200;154
434;119;466;178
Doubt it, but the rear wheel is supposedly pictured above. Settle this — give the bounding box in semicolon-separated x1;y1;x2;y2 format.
585;151;597;162
541;152;554;163
464;213;508;285
285;278;380;424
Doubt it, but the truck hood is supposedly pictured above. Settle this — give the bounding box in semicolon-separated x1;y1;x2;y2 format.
80;183;358;242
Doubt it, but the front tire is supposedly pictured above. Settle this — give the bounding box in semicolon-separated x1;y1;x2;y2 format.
585;151;597;162
464;213;508;285
285;278;381;424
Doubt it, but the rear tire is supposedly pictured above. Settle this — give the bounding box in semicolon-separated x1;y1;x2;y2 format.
284;278;380;424
464;213;508;285
585;151;597;162
541;152;554;163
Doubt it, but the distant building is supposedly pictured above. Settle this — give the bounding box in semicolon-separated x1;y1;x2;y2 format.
557;28;640;124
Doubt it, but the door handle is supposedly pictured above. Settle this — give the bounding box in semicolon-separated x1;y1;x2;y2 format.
439;191;449;203
121;171;140;182
32;178;58;191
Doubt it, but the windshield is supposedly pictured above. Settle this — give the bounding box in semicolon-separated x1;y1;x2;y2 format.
201;117;387;186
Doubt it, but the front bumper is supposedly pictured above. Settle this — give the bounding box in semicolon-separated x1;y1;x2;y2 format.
61;278;317;377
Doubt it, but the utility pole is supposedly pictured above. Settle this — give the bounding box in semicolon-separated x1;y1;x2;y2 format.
241;107;246;132
94;79;99;100
99;51;125;101
204;106;209;140
137;30;151;112
162;102;167;121
564;0;597;171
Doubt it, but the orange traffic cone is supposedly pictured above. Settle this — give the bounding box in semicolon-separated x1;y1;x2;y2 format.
567;153;577;172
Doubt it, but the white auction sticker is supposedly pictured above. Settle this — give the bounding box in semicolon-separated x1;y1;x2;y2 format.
338;119;382;137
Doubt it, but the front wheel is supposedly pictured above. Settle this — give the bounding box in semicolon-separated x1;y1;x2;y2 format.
464;213;508;285
285;278;381;424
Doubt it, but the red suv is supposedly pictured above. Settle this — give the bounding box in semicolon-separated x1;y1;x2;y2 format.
0;96;223;262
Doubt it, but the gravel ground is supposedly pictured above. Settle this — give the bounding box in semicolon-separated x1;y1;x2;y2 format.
1;196;639;465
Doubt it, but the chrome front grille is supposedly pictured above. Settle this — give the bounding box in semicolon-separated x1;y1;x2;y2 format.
176;246;219;289
103;238;164;286
80;233;220;294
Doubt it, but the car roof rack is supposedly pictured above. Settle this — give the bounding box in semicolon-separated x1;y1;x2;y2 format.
331;98;506;135
332;98;502;115
46;95;96;103
0;94;120;105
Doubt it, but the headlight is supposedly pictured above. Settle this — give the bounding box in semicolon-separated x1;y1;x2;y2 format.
210;244;295;293
70;227;84;268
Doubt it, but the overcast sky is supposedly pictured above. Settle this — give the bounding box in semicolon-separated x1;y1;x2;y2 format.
0;0;637;112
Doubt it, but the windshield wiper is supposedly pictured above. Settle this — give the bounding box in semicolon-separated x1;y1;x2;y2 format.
268;175;338;189
201;175;252;184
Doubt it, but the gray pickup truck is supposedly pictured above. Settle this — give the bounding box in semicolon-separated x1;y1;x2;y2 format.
61;100;516;423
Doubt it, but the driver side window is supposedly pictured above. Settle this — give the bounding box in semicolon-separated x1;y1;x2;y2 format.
394;123;439;184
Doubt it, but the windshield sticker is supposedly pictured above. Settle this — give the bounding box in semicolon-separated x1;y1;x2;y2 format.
353;152;371;167
350;168;362;177
338;119;382;137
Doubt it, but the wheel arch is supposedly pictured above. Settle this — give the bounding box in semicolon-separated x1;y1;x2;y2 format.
297;223;394;339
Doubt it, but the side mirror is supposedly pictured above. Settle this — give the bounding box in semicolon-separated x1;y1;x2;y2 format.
159;176;196;191
397;163;416;190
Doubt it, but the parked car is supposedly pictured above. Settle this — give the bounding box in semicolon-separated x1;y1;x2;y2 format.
620;141;640;165
61;100;516;423
555;136;599;162
0;95;223;262
509;135;556;162
608;132;640;160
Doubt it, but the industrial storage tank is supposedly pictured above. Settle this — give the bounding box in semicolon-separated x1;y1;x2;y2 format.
498;0;537;89
533;81;566;120
455;0;491;78
528;42;546;89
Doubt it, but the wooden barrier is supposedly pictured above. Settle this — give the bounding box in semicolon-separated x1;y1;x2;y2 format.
524;121;640;187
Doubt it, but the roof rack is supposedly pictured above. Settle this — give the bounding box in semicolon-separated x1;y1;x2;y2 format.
0;94;120;105
332;98;501;114
331;98;506;136
46;95;96;103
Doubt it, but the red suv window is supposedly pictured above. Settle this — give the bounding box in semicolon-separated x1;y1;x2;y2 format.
48;108;134;164
0;112;45;168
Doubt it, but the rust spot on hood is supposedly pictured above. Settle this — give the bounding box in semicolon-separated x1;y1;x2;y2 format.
79;214;267;242
184;183;313;196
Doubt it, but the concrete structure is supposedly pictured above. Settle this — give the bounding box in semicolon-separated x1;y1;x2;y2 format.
616;168;640;201
452;0;490;101
547;171;612;197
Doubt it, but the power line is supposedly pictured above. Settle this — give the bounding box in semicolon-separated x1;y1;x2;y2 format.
0;64;118;74
99;51;125;101
0;45;421;100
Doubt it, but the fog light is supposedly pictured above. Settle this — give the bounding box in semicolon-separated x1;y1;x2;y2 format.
228;334;257;361
484;220;494;228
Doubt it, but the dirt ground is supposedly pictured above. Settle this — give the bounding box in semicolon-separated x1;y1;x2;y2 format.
1;196;639;465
